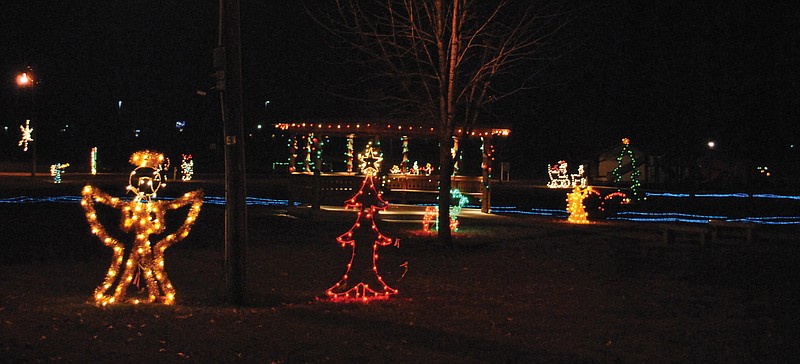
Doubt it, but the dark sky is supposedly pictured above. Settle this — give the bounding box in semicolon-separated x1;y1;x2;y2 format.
530;2;799;166
1;1;798;175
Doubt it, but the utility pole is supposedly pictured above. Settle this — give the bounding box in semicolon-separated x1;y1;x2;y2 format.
217;0;247;305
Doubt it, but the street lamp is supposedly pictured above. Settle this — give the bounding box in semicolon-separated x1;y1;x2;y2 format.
16;72;33;87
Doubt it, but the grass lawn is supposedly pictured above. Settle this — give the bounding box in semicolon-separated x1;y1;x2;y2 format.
1;175;799;362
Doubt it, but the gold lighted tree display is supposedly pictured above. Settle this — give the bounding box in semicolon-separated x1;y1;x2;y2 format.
566;186;592;224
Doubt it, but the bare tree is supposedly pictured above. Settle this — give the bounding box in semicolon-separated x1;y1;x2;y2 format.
315;0;576;245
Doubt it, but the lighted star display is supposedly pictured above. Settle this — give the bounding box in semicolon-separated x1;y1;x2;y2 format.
358;143;383;176
18;119;33;151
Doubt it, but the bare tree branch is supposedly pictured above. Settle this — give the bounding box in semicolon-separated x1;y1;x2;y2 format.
309;0;578;245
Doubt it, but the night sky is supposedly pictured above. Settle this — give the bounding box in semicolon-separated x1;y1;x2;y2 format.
2;1;798;177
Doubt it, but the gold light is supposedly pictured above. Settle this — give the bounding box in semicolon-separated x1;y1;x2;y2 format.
81;151;204;306
82;187;204;305
566;186;592;224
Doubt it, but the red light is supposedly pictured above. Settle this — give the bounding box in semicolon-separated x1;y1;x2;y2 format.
326;175;399;302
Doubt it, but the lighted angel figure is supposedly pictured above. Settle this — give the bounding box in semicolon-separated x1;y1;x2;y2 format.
81;150;203;305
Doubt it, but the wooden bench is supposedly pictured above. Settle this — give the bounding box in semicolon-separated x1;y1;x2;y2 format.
709;220;756;244
659;223;709;246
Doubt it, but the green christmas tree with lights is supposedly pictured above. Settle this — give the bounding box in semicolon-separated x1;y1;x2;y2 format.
611;138;642;200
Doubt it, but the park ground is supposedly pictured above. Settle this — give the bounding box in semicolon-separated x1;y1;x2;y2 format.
1;174;799;362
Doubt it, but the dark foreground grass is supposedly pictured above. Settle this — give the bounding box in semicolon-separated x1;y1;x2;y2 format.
2;197;799;363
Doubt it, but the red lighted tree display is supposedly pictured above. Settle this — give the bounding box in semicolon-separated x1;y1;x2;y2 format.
326;173;399;302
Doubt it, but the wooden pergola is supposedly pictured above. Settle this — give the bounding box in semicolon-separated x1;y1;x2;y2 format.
274;120;510;213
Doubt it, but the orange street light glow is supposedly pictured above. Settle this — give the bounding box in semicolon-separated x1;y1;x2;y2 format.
16;72;33;87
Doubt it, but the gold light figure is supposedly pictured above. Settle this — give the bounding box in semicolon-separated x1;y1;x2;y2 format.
19;119;33;151
81;151;203;305
358;142;383;175
566;186;592;224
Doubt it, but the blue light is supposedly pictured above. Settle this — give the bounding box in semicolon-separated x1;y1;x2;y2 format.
0;195;299;207
647;191;800;201
693;193;750;198
645;192;690;198
1;195;797;225
615;211;728;220
607;217;712;224
488;205;567;217
752;194;800;201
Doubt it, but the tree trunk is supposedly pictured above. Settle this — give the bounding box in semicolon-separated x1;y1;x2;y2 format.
437;131;453;246
434;0;454;246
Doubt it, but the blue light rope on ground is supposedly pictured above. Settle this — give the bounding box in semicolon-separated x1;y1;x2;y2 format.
725;217;800;225
0;196;84;204
489;205;568;217
0;195;298;207
693;193;750;198
2;195;798;224
608;216;713;224
644;192;691;198
614;211;728;219
752;193;800;201
646;192;800;200
608;212;800;225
